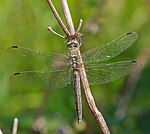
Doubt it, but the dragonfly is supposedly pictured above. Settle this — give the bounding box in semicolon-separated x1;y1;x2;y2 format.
8;32;139;124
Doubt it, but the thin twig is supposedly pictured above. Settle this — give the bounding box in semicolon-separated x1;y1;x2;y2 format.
48;26;66;39
115;46;150;121
12;118;18;134
47;0;70;36
76;19;83;35
79;51;110;134
60;0;75;35
0;129;3;134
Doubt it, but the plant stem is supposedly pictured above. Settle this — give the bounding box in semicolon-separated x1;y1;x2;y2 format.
60;0;75;34
12;118;18;134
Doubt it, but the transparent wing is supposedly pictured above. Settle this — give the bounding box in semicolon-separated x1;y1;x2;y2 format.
10;68;71;89
85;61;140;85
82;32;138;63
8;45;69;70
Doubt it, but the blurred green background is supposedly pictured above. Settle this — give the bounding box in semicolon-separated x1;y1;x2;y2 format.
0;0;150;133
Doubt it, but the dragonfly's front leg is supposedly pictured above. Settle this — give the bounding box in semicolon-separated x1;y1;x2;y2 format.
72;70;82;124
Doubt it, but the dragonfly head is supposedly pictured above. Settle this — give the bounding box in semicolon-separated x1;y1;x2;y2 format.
67;39;81;49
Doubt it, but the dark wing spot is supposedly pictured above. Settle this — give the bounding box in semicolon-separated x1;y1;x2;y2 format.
131;60;137;63
127;32;133;35
14;72;20;75
12;45;18;48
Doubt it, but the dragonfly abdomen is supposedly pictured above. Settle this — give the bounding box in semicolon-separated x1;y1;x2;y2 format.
67;41;83;124
72;70;82;124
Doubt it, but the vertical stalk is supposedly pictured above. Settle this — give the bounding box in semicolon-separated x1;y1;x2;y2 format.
12;118;18;134
60;0;75;34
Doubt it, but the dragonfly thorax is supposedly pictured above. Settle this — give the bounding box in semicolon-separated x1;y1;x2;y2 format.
67;40;80;57
67;39;81;70
67;39;81;57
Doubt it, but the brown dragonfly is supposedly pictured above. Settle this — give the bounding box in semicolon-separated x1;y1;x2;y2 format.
8;32;139;124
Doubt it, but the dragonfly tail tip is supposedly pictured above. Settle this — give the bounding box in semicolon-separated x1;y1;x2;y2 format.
78;120;82;125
